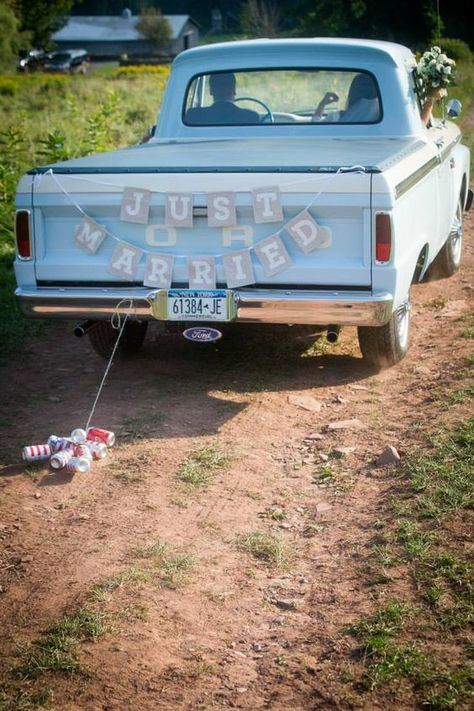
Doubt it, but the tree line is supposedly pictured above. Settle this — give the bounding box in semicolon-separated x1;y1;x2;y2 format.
1;0;471;71
71;0;472;48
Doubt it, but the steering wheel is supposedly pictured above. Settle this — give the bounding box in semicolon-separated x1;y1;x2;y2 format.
235;96;274;123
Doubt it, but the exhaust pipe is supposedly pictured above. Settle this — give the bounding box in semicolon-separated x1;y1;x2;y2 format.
326;325;341;343
73;320;98;338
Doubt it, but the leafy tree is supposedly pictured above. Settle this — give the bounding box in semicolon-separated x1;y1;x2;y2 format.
240;0;281;37
15;0;75;49
135;7;173;51
294;0;440;48
0;2;27;71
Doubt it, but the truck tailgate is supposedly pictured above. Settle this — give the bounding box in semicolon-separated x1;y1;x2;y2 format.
32;169;372;289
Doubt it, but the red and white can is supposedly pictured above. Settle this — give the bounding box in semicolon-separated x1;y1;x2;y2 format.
65;456;91;474
22;444;52;462
87;427;115;447
48;436;74;453
84;440;108;460
50;449;74;470
74;444;93;460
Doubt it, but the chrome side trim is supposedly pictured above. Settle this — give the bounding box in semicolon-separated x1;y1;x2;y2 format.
395;135;461;200
16;286;393;327
394;156;438;199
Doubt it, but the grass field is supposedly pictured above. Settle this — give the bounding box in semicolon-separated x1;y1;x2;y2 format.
0;65;169;361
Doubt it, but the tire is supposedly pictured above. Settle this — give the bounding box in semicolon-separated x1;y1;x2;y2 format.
88;320;148;359
427;198;463;279
358;300;411;369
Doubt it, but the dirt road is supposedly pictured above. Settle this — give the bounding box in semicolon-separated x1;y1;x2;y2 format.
1;211;473;710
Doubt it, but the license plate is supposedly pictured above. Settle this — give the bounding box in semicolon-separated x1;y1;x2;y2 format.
150;289;234;322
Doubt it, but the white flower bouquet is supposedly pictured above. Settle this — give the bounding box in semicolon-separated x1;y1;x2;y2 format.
417;46;456;90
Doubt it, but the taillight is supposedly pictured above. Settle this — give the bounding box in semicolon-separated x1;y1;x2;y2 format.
375;213;392;263
15;210;32;259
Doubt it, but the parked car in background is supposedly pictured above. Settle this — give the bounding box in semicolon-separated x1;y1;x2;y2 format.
17;50;49;73
43;49;90;74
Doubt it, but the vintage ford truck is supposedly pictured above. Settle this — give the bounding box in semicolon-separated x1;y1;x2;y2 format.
14;38;471;367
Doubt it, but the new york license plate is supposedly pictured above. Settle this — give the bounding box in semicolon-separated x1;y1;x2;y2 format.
150;289;234;322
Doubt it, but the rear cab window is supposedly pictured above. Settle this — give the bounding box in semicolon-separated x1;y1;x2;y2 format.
183;68;382;126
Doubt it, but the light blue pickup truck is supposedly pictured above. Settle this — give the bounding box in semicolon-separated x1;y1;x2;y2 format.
14;38;471;367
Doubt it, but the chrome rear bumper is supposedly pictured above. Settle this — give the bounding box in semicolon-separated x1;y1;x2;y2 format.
16;286;393;326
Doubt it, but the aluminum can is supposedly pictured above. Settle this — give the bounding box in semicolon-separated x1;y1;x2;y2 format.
71;428;87;443
65;456;91;474
22;444;52;462
87;427;115;447
84;440;108;460
48;436;74;453
50;449;74;470
74;444;93;460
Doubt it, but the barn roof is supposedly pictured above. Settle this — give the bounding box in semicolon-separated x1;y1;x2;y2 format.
52;14;195;42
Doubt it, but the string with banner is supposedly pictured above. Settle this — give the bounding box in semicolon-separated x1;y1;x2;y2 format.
39;166;366;288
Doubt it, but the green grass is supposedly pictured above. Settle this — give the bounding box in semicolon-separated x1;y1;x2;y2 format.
0;248;48;364
15;607;109;679
236;530;289;566
405;422;474;519
132;539;195;588
460;314;474;339
90;568;153;602
177;443;230;488
349;601;474;702
348;601;410;649
346;419;474;707
0;69;169;360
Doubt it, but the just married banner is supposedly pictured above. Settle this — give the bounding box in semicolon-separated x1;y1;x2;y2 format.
43;171;343;289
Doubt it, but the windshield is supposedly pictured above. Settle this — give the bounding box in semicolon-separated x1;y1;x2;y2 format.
183;69;382;126
50;53;72;62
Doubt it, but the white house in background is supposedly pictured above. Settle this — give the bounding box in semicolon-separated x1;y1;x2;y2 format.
52;9;199;58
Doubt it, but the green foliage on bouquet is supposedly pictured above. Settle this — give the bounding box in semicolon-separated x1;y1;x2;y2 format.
417;46;456;89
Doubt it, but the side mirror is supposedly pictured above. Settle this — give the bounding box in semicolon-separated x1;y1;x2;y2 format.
446;99;462;119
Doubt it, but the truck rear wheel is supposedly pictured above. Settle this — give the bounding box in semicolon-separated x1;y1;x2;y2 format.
88;321;148;359
427;198;463;279
357;301;411;369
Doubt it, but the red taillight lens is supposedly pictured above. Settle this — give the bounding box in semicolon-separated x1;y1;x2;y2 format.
16;210;31;259
375;213;391;263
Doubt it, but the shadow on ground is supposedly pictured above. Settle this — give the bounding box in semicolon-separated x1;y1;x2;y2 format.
0;323;374;461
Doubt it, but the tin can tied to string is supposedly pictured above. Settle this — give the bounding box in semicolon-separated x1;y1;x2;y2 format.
48;435;74;453
87;427;115;448
84;440;108;460
66;456;91;474
50;449;74;470
74;444;93;460
71;428;87;444
22;444;52;462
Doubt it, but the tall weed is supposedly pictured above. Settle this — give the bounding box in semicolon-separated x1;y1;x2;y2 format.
0;120;30;243
80;90;124;154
